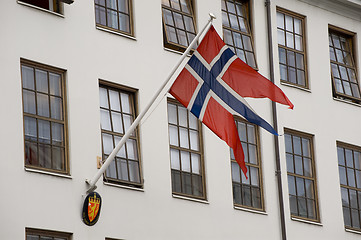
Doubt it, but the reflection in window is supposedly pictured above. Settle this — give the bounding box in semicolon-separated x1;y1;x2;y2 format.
99;84;141;186
277;9;307;88
95;0;133;35
167;100;205;199
231;119;263;210
329;30;361;102
222;0;257;69
161;0;197;51
337;143;361;231
22;61;67;174
26;228;71;240
284;130;319;221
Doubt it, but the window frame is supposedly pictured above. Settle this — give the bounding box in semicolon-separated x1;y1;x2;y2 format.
26;228;72;240
284;128;320;222
94;0;134;37
21;59;69;175
337;141;361;231
231;117;264;211
18;0;63;14
99;80;143;188
329;25;361;103
222;0;258;70
161;0;197;52
276;7;308;89
167;98;206;200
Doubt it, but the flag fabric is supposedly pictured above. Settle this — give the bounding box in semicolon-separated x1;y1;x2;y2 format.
169;25;293;177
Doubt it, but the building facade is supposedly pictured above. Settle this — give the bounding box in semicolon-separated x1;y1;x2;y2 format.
1;0;361;239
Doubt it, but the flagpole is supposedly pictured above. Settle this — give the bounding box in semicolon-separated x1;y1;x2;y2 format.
85;13;216;192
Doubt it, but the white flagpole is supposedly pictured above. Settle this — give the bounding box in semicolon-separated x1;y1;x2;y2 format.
86;13;216;192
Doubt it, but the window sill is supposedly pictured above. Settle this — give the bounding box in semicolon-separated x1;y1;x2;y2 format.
163;47;192;57
172;194;209;204
291;216;322;226
333;97;361;107
17;1;64;18
96;26;136;41
280;81;311;93
234;206;267;215
103;181;144;192
345;228;361;235
25;167;72;179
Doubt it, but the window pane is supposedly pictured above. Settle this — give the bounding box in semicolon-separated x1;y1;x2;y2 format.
22;66;35;90
49;73;61;97
23;90;36;114
181;151;191;172
35;69;48;94
37;93;50;117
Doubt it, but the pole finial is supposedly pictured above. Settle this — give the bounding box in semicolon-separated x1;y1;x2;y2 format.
209;13;216;20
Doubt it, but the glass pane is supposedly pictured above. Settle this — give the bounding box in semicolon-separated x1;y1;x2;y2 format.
169;125;179;146
248;144;257;164
241;165;250;184
305;179;314;199
233;32;243;49
356;170;361;188
118;0;129;13
167;103;177;124
123;114;133;135
288;175;296;195
22;66;35;90
346;149;354;168
51;122;64;146
24;116;37;141
350;189;357;208
339;166;347;185
224;29;233;45
250;167;259;187
296;177;305;197
172;170;182;193
294;18;302;34
126;139;138;160
287;50;296;67
329;48;336;61
336;49;344;64
231;161;241;183
335;79;344;94
129;161;140;183
304;158;312;177
285;134;292;153
177;29;187;46
99;88;109;108
170;148;180;170
192;175;203;196
109;90;120;111
222;11;230;27
343;81;352;96
351;83;361;98
119;13;130;33
23;90;36;114
235;3;244;16
337;147;345;165
290;195;298;215
348;68;357;83
107;9;118;29
355;151;361;170
296;53;304;70
286;32;294;49
285;15;293;32
120;159;129;180
95;6;107;25
238;17;247;33
189;130;199;151
189;113;198;130
278;29;285;46
280;64;287;81
38;120;51;144
227;1;236;13
25;141;38;165
277;12;284;28
38;144;51;168
245;52;256;68
191;153;200;174
279;48;286;64
181;151;191;172
238;122;247;141
307;199;316;219
111;112;123;133
293;136;302;155
182;173;192;195
295;35;303;51
347;168;356;187
102;133;114;154
50;96;62;120
37;93;50;117
174;13;185;29
106;0;117;9
332;34;341;48
184;16;195;33
52;146;65;170
298;198;307;217
100;109;112;131
242;186;251;206
163;9;174;25
179;127;189;148
288;67;296;83
106;157;117;178
297;70;305;86
180;0;190;13
49;73;61;97
242;35;252;51
286;153;294;173
351;209;360;229
295;156;303;175
170;0;180;10
252;188;262;209
343;207;351;227
178;106;187;127
233;184;242;204
229;14;239;30
302;138;310;157
35;69;48;93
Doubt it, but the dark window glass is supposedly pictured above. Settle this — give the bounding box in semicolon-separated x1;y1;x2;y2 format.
20;0;62;13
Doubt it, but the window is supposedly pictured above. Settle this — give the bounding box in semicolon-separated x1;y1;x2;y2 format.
329;28;361;102
222;0;257;69
161;0;197;51
284;129;319;221
167;100;205;199
337;142;361;231
277;9;307;88
21;60;68;174
95;0;133;35
26;228;72;240
99;83;141;186
231;119;263;210
19;0;62;13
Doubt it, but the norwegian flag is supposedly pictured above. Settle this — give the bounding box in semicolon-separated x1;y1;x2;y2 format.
170;26;293;177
